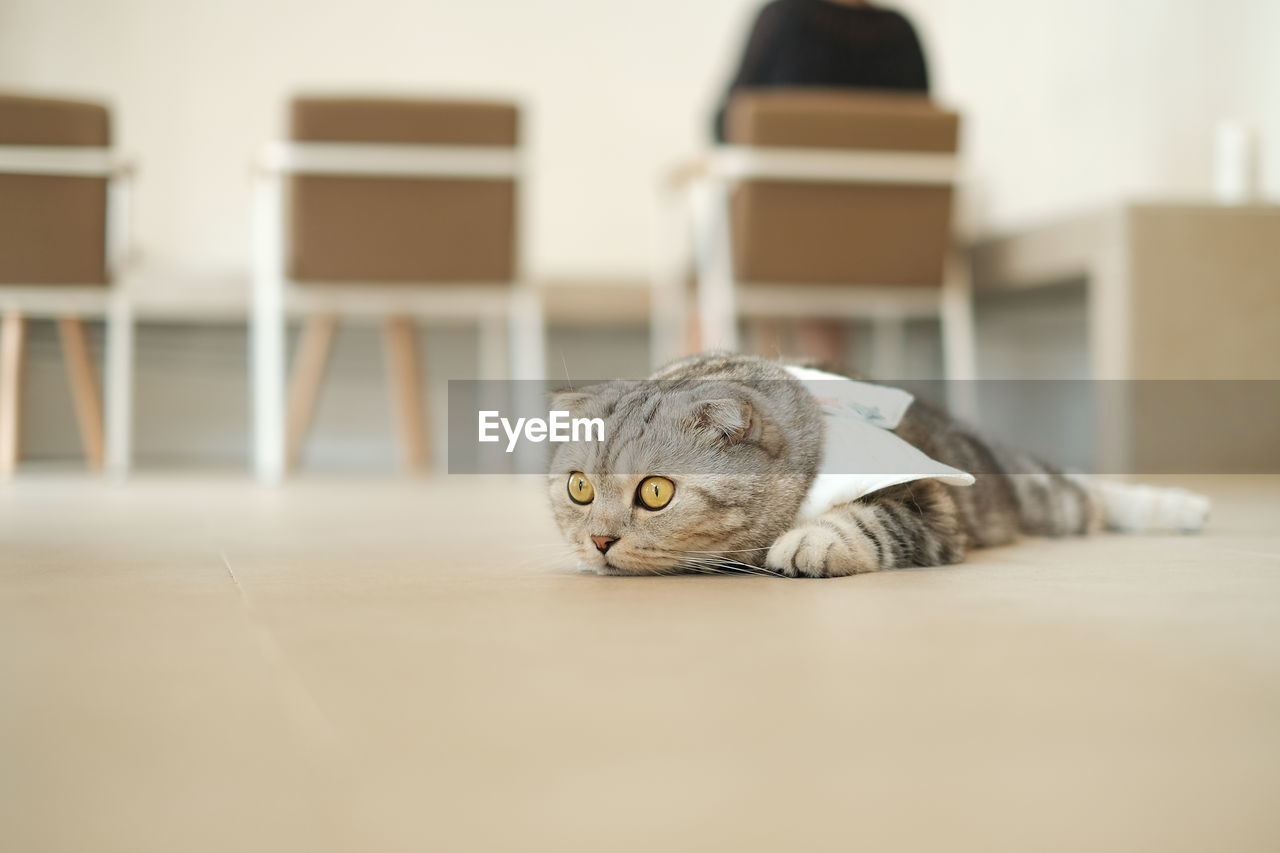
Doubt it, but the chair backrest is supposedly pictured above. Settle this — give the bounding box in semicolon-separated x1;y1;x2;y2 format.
0;94;111;285
724;89;959;286
287;96;519;284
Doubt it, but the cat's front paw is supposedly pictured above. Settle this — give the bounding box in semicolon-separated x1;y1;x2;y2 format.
765;523;878;578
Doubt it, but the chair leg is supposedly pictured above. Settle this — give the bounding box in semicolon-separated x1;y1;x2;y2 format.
797;319;849;370
508;287;548;474
383;316;428;473
685;305;703;355
941;254;978;381
104;293;134;479
285;313;337;472
692;178;739;352
651;185;693;369
251;170;287;483
57;317;105;471
0;311;27;478
478;314;507;380
508;285;545;381
748;318;785;360
941;253;980;423
870;316;907;380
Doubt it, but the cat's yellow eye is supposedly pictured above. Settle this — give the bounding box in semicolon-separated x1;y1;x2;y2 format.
567;472;595;505
636;476;676;510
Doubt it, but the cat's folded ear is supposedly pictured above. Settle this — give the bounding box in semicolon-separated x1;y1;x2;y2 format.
689;397;761;446
549;386;597;417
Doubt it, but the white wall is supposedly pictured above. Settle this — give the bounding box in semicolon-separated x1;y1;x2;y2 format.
914;0;1280;231
4;0;1277;467
3;0;1277;288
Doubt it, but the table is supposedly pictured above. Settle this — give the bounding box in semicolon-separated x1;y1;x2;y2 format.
971;202;1280;380
970;203;1280;473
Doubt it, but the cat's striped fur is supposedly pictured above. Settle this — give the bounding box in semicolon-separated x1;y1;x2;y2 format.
548;353;1209;578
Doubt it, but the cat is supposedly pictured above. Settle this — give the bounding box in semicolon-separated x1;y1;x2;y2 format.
547;352;1210;578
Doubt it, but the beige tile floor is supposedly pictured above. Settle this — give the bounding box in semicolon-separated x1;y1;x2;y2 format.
3;474;1279;852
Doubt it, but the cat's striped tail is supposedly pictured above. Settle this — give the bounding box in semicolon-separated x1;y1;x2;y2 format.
983;441;1211;536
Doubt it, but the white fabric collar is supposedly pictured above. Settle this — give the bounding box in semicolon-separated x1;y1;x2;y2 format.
784;366;974;522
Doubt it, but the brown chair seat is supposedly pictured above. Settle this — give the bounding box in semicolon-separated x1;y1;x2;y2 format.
0;94;111;285
287;96;519;284
724;89;959;286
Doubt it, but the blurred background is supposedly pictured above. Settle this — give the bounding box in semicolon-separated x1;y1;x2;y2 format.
1;0;1278;473
5;7;1280;851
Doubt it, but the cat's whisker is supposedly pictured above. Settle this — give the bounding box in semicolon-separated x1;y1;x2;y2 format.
675;555;779;578
673;549;780;577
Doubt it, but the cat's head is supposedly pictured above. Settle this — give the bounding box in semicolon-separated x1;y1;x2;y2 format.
547;370;822;575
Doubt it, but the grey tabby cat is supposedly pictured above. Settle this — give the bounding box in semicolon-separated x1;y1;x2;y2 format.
548;353;1209;578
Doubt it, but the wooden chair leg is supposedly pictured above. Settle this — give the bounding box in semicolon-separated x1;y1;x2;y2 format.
748;318;785;359
383;316;429;472
0;312;26;478
685;307;703;355
285;314;338;472
797;319;848;370
56;317;106;472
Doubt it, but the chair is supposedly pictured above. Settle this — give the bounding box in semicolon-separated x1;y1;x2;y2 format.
654;89;975;380
0;93;134;478
251;96;545;482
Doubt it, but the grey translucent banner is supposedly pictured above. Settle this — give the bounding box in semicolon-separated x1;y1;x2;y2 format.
447;380;1280;475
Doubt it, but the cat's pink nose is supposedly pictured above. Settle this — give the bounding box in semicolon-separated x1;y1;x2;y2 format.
591;535;619;554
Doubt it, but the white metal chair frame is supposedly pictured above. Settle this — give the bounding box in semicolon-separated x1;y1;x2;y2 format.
653;145;976;381
0;144;135;478
251;140;546;483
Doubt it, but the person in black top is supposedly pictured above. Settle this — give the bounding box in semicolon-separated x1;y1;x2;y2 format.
708;1;933;366
714;0;930;141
